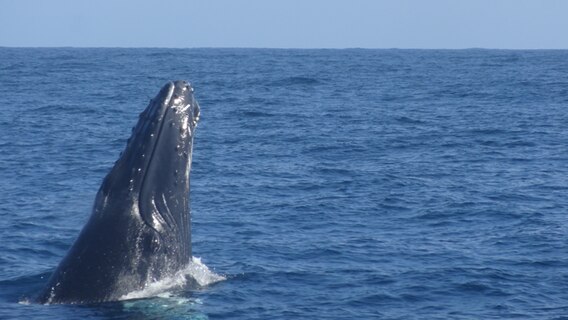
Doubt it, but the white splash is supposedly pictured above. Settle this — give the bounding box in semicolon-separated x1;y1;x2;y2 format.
186;257;226;286
119;257;225;301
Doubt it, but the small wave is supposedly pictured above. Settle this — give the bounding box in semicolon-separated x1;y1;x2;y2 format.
395;116;426;125
119;257;225;301
237;110;275;118
271;76;321;86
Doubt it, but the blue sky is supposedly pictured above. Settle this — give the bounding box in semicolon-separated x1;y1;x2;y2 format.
1;0;567;49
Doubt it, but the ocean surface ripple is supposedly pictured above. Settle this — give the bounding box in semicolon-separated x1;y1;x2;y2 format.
1;48;568;319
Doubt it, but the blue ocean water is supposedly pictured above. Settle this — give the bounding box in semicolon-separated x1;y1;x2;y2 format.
1;48;568;319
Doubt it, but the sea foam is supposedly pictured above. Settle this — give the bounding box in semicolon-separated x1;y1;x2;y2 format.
119;257;225;301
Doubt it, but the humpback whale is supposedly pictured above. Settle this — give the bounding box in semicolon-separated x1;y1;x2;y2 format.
36;80;200;304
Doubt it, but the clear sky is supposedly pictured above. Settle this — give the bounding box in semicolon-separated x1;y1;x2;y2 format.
1;0;567;49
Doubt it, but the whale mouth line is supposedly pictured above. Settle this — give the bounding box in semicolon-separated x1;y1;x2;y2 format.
143;82;174;177
137;82;175;195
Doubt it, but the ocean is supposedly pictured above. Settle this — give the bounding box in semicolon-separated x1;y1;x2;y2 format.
0;48;567;319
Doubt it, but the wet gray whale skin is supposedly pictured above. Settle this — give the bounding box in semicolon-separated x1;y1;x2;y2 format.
36;81;200;304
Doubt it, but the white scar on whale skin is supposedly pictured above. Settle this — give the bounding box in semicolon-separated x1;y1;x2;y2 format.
179;103;192;113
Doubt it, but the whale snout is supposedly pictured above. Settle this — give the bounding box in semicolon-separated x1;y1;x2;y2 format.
166;81;199;130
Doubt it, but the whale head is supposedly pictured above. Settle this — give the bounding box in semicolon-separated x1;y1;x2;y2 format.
98;80;200;259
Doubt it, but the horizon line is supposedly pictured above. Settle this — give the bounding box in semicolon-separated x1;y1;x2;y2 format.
1;45;568;51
